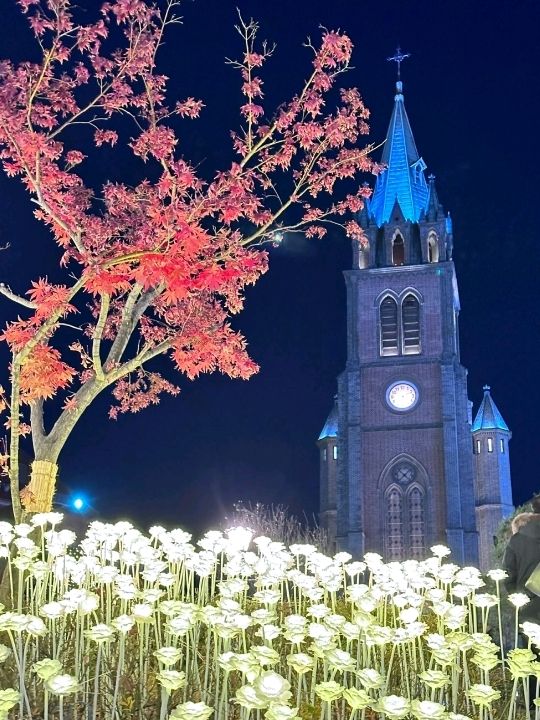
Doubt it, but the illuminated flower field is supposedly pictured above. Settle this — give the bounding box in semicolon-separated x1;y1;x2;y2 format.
0;515;537;719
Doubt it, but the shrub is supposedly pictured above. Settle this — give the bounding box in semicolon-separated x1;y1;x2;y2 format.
224;502;330;554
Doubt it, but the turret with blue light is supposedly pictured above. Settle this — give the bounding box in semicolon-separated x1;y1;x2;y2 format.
472;385;510;433
472;386;514;569
318;398;338;550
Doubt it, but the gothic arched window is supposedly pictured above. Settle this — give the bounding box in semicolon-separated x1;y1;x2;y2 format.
402;294;421;355
380;297;399;356
428;234;439;263
408;485;426;559
386;486;404;561
392;234;405;266
382;459;428;561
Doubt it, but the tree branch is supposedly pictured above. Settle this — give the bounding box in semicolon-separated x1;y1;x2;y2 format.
17;276;86;365
92;293;110;380
30;398;45;454
30;196;84;254
108;337;174;382
48;25;147;141
106;284;163;366
46;377;102;456
0;283;37;309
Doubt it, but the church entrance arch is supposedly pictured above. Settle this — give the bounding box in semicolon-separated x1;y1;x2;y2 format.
379;455;430;561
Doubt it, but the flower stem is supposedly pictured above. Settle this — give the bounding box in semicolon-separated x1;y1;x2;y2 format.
92;643;102;720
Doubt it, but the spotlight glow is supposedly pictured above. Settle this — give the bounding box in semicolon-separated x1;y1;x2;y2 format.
72;496;84;511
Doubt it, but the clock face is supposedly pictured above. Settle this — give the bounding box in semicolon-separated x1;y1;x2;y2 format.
386;382;418;411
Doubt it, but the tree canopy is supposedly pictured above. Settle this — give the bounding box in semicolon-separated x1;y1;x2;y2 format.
0;0;374;520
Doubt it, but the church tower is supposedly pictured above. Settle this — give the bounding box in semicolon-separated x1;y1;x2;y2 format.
472;386;513;569
319;69;482;565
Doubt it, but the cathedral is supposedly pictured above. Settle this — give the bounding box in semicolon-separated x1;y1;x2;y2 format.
318;71;514;570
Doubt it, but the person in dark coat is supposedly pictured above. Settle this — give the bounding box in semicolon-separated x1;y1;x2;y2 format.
503;503;540;707
503;509;540;622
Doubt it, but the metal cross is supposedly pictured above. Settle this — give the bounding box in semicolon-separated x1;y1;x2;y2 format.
387;47;411;79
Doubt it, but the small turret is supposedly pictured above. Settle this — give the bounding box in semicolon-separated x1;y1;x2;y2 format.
317;399;339;550
424;174;443;222
358;182;373;230
445;212;454;259
472;386;514;570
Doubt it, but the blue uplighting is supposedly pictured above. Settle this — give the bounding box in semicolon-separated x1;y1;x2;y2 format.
319;400;338;440
72;496;86;512
367;81;430;227
472;386;510;432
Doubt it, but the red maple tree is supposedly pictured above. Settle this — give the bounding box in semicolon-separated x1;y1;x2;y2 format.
0;0;373;521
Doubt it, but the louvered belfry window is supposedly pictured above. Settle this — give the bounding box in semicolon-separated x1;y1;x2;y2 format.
379;293;422;357
402;294;421;355
380;297;399;356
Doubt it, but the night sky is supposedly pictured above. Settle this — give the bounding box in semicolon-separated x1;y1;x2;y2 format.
1;0;539;532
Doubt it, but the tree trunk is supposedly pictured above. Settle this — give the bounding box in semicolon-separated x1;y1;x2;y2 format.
1;459;58;605
20;459;59;513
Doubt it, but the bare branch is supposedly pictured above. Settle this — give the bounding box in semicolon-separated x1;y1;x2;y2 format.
108;337;174;382
106;284;164;366
0;283;37;309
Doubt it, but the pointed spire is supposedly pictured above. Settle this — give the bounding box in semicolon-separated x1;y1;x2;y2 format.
425;174;442;221
369;66;430;227
358;181;372;229
472;386;510;432
318;398;338;441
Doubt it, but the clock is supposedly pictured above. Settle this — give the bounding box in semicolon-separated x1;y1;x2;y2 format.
386;381;419;412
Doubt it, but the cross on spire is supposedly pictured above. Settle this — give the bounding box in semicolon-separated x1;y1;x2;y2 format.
387;47;411;80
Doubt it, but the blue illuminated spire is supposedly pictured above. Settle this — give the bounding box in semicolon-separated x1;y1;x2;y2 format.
472;386;510;432
368;73;430;227
318;400;338;440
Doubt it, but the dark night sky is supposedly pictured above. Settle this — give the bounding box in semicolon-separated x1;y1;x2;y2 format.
1;0;539;532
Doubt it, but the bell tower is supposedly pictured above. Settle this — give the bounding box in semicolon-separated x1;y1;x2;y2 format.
319;60;480;565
